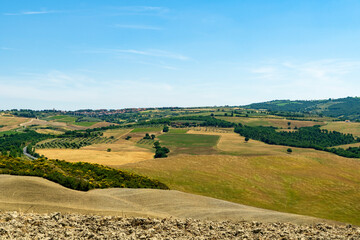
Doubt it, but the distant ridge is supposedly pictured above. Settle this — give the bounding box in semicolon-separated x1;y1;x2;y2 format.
243;97;360;121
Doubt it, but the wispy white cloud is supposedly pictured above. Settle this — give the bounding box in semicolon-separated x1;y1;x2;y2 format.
4;10;58;16
115;49;189;61
0;47;16;51
84;48;190;61
248;58;360;100
114;24;162;30
135;61;178;70
113;6;168;13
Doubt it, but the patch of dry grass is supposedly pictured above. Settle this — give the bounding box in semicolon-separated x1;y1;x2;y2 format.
102;129;132;139
122;151;360;225
0;116;29;131
36;137;154;167
35;129;64;135
37;148;153;167
321;121;360;137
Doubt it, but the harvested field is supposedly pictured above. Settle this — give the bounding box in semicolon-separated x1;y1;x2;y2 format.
103;128;132;139
35;128;64;135
90;121;116;129
83;140;150;152
36;148;153;167
0;116;29;131
18;118;80;131
321;121;360;137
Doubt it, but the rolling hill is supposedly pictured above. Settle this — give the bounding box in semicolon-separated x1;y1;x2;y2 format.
243;97;360;120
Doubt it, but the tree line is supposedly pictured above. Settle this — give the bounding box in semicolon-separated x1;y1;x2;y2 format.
234;125;360;154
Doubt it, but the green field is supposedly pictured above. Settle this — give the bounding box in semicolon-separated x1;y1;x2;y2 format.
168;128;188;133
46;115;77;122
157;133;219;155
46;115;98;127
131;127;163;133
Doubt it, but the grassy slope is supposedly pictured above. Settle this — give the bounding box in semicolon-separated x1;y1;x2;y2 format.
321;121;360;137
123;131;360;225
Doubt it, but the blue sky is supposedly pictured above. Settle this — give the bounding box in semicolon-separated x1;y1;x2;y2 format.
1;0;360;110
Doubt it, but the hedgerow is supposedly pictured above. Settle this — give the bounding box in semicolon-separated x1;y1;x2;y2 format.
0;156;169;191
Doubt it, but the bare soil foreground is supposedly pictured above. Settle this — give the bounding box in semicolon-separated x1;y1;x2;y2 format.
1;212;359;240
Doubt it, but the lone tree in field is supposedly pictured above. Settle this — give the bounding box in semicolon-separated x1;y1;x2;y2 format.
245;137;249;142
151;134;155;140
125;136;131;140
163;125;169;132
288;122;291;129
107;148;111;152
143;133;151;139
287;148;292;154
153;141;170;158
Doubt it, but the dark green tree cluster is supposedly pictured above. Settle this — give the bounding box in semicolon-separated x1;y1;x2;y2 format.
326;146;360;158
11;109;37;118
140;116;235;128
0;156;169;191
234;125;359;150
58;130;102;138
153;141;170;158
163;125;169;132
143;133;151;139
243;97;360;121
